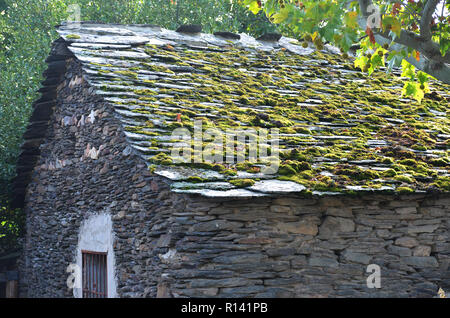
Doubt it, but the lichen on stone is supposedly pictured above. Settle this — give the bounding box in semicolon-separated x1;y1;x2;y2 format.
64;25;450;195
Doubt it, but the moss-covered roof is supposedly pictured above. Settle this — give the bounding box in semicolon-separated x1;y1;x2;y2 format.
57;22;450;197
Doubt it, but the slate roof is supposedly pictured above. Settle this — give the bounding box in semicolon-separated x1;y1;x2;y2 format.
52;22;449;197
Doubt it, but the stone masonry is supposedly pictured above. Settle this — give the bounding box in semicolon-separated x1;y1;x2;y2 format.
17;45;450;298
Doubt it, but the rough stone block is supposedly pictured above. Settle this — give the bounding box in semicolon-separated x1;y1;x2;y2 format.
395;207;417;214
413;245;431;257
190;220;243;232
325;207;353;218
395;236;419;248
319;216;355;238
309;256;339;268
270;205;291;213
404;256;439;268
407;224;440;234
341;250;372;264
388;245;412;257
276;221;318;236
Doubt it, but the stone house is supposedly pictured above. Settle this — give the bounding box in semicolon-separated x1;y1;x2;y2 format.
11;22;450;298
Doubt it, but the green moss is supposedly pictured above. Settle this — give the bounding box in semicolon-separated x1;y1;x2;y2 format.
379;157;394;165
285;149;309;161
114;70;138;79
142;62;175;74
150;153;173;165
66;34;81;39
398;159;418;167
223;169;237;176
79;36;449;194
333;165;380;181
239;96;250;104
134;89;157;96
235;162;253;171
382;169;397;177
294;127;311;134
394;175;415;184
429;158;448;167
229;179;255;188
187;176;205;183
148;165;156;173
432;176;450;191
396;186;414;194
412;144;428;151
279;164;297;175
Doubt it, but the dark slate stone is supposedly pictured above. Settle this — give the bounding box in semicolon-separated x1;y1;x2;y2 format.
6;271;19;281
11;183;28;197
10;193;25;209
20;137;42;150
23;122;48;139
51;38;74;57
16;165;34;174
255;287;295;298
404;256;439;268
173;269;233;279
41;76;61;86
38;85;57;94
18;147;40;157
43;60;66;77
34;93;56;104
257;33;282;42
176;24;202;33
266;247;296;257
45;55;67;63
213;31;241;40
11;185;26;195
16;154;39;168
309;256;339;268
30;102;54;122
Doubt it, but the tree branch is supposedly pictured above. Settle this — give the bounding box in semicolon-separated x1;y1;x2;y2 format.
358;0;373;18
357;0;450;84
377;27;449;65
405;54;450;85
420;0;439;41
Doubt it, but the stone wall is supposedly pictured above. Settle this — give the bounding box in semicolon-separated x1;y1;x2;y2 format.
154;193;449;298
19;51;450;298
18;55;171;297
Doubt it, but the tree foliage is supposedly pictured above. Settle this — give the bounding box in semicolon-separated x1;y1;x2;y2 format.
0;196;24;251
0;0;274;248
241;0;450;102
0;0;273;185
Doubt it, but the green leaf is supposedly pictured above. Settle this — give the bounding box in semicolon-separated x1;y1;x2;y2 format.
248;1;262;15
354;54;369;71
439;37;450;57
272;7;290;24
417;71;428;85
370;52;385;69
344;11;358;29
402;81;424;103
382;16;402;37
401;60;415;80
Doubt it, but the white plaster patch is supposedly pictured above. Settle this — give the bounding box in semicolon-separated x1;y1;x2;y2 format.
159;248;177;264
73;213;117;298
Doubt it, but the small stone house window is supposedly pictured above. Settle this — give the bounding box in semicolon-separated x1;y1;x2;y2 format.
82;251;107;298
